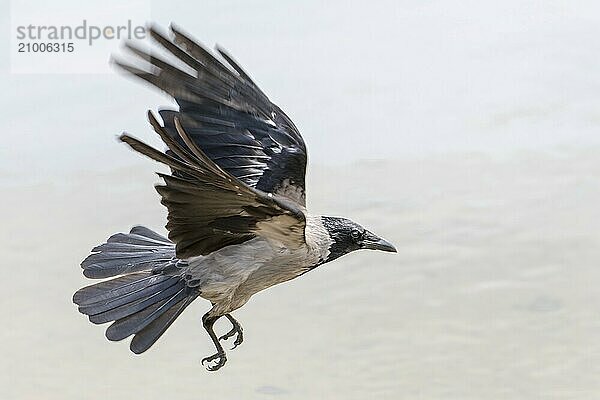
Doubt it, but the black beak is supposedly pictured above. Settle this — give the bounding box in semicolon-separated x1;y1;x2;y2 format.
361;232;397;253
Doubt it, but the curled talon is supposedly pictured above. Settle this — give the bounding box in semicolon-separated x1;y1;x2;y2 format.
219;327;243;350
232;329;243;349
219;327;238;342
219;314;244;350
202;352;227;371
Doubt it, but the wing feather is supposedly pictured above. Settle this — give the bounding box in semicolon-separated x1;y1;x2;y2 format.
114;24;307;206
120;120;305;259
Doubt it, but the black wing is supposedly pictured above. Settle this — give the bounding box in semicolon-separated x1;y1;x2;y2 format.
114;24;307;206
120;114;306;259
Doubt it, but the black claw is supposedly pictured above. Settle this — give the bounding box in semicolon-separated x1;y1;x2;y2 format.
218;328;237;342
202;352;227;371
232;333;243;349
219;325;244;350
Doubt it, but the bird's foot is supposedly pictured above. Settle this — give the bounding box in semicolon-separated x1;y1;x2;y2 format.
202;351;227;371
219;325;243;350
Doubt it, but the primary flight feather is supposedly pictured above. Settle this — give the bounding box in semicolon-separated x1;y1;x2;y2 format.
73;24;396;371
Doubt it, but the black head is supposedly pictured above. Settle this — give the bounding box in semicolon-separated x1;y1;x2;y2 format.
321;216;396;263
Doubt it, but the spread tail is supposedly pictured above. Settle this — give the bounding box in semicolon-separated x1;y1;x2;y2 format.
73;226;197;354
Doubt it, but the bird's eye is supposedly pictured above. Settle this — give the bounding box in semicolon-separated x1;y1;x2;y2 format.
350;229;361;240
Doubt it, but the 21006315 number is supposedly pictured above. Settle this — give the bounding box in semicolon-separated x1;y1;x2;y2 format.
17;42;74;53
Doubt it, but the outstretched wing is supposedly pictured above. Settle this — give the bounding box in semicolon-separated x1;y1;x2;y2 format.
114;24;307;206
120;114;306;259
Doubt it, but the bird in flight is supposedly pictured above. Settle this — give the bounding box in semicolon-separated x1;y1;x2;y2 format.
73;24;396;371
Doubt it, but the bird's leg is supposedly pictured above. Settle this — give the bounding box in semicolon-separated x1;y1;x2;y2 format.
201;312;227;371
218;313;244;349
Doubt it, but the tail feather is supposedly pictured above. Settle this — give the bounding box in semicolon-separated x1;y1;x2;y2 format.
130;295;197;354
106;287;191;341
106;230;171;247
92;242;166;253
89;280;184;324
73;272;151;305
130;225;173;242
81;225;176;279
81;253;175;279
78;275;181;317
74;226;196;353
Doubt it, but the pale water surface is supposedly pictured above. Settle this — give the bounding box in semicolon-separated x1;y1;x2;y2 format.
1;149;599;399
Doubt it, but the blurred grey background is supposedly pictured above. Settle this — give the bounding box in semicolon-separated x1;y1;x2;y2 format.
1;1;600;399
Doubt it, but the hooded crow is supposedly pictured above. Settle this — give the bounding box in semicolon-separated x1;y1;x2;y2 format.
73;24;396;371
